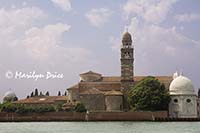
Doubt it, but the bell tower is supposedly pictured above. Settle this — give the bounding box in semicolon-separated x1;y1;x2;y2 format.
121;31;134;110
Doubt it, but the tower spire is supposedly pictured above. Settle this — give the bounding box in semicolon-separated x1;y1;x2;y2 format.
121;31;134;111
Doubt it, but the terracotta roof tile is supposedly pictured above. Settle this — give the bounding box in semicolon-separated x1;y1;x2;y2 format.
80;88;103;95
14;96;69;104
104;90;123;96
80;71;101;76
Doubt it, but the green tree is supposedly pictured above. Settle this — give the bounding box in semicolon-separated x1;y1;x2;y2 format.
128;76;170;111
73;103;87;113
30;92;34;97
39;91;43;96
35;88;38;96
58;91;61;96
45;91;50;96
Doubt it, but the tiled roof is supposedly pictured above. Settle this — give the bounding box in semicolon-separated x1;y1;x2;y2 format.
80;71;101;76
14;96;69;104
102;76;172;82
104;90;123;96
79;82;121;91
67;76;172;90
80;88;103;95
67;84;79;90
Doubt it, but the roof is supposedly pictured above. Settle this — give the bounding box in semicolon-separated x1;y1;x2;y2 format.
79;82;121;91
80;88;103;95
169;75;196;95
67;76;172;91
122;32;132;40
4;91;17;98
67;84;79;90
102;76;172;82
104;90;123;96
80;71;101;76
14;96;69;104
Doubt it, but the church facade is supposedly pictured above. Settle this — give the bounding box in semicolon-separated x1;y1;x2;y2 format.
67;32;172;112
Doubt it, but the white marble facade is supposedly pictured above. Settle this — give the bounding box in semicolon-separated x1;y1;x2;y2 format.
169;74;197;118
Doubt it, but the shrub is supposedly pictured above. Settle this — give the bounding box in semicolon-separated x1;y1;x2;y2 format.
73;103;87;113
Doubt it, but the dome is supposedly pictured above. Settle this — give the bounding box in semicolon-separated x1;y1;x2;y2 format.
122;32;132;40
3;90;18;102
4;91;16;97
169;75;195;95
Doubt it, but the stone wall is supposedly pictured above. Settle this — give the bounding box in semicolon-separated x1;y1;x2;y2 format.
105;96;123;111
79;94;105;111
0;111;167;122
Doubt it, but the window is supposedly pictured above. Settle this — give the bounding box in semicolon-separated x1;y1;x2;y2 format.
186;99;191;103
173;99;178;103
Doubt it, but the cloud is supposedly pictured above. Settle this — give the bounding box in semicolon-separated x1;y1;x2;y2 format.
0;7;46;49
22;23;71;59
126;17;200;83
51;0;72;12
123;0;178;24
174;13;200;22
0;6;92;99
109;36;120;52
85;8;113;27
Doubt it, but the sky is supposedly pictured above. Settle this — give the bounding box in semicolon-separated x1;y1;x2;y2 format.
0;0;200;100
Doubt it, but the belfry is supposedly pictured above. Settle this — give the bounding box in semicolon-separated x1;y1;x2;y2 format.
121;32;134;110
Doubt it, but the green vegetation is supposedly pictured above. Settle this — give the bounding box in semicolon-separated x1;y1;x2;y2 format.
73;103;87;113
128;76;170;111
0;103;56;114
0;102;87;114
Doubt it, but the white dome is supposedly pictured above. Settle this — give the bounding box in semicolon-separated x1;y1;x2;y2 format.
4;91;17;98
169;75;196;95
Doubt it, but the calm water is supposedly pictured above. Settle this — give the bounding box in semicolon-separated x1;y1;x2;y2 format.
0;122;200;133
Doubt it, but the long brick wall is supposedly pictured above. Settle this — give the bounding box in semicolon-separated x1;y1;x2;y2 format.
0;111;167;122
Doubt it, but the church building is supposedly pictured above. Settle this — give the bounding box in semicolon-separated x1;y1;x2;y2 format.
67;32;172;112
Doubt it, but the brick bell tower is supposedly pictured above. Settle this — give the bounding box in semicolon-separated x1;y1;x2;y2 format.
121;31;134;110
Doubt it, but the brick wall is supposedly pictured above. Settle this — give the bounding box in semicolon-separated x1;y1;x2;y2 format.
0;111;167;122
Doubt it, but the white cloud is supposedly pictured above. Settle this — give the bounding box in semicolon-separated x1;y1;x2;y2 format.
22;23;91;62
51;0;72;12
110;0;200;85
0;7;46;48
22;23;71;58
123;0;178;24
109;36;120;52
126;17;200;77
85;8;113;27
0;7;92;99
174;13;200;22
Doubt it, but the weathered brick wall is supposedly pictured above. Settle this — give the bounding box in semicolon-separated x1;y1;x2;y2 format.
105;96;123;111
79;94;105;111
88;111;167;121
0;111;167;122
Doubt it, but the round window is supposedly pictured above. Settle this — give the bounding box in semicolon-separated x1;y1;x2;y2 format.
186;99;191;103
173;99;178;103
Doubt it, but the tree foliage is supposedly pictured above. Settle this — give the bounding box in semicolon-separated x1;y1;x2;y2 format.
73;103;87;113
128;76;170;111
0;103;57;114
58;91;61;96
34;88;38;96
45;91;50;96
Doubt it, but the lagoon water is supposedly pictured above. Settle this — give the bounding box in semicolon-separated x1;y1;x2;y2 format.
0;122;200;133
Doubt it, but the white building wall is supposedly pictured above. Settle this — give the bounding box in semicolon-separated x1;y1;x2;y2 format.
169;95;197;118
